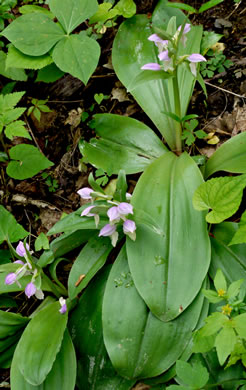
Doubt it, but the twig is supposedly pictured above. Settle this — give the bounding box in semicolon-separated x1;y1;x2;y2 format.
24;115;43;154
225;0;241;19
0;190;61;211
204;81;246;99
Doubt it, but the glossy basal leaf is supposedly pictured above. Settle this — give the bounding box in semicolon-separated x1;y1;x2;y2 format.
0;310;29;338
152;1;185;29
204;132;246;178
68;233;112;299
11;329;76;390
112;11;202;150
7;144;54;180
81;113;167;174
209;223;246;292
0;205;28;245
102;246;205;379
16;302;67;386
52;34;100;84
126;152;210;321
50;0;98;35
6;45;53;70
193;175;246;224
0;51;27;81
69;267;135;390
1;14;64;56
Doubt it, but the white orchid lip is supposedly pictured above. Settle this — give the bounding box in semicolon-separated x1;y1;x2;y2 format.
77;187;94;200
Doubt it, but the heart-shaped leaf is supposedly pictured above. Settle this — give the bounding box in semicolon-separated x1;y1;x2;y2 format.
52;34;100;84
49;0;98;35
126;152;210;321
193;175;246;224
1;14;64;56
6;45;53;70
0;205;28;245
7;144;53;180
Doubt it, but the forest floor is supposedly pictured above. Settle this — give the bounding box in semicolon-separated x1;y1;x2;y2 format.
0;0;246;387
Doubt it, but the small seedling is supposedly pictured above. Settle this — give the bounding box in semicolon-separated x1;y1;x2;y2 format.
41;172;58;192
200;49;233;78
27;98;52;122
181;119;207;146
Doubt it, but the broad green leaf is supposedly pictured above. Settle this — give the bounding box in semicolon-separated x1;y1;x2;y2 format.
0;51;27;81
214;269;227;293
114;0;136;18
215;326;237;365
128;70;173;90
102;246;205;379
68;234;112;299
200;312;228;337
89;3;118;24
152;1;186;29
193;175;246;224
35;232;49;251
49;0;98;35
126;152;210;321
4;120;31;140
175;360;209;388
0;310;29;338
38;229;94;267
81;113;167;174
11;329;76;390
199;0;224;13
204;132;246;178
166;2;196;13
227;279;244;299
229;210;246;246
19;5;55;18
69;267;135;390
36;63;64;83
7;144;54;180
234;313;246;340
16;302;67;386
0;205;28;244
52;34;100;85
210;223;246;294
1;14;64;56
6;45;53;70
192;331;216;353
112;12;202;150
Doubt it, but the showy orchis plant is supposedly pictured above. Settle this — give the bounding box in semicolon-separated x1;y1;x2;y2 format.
141;22;206;154
77;186;136;246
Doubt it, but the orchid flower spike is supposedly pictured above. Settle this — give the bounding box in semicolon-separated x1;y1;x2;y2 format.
99;224;119;247
16;241;29;257
187;53;206;77
77;187;94;200
59;297;67;314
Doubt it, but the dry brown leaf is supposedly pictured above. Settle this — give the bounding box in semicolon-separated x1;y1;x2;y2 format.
111;87;131;102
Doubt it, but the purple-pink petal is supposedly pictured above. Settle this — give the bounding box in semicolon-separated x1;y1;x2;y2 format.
25;282;36;299
16;241;29;257
148;34;163;43
158;50;170;61
59;303;67;314
77;187;93;200
14;260;25;265
107;206;120;221
118;202;133;215
5;273;17;285
123;220;136;234
81;205;96;217
99;224;116;237
141;63;161;71
178;23;191;34
188;54;206;63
